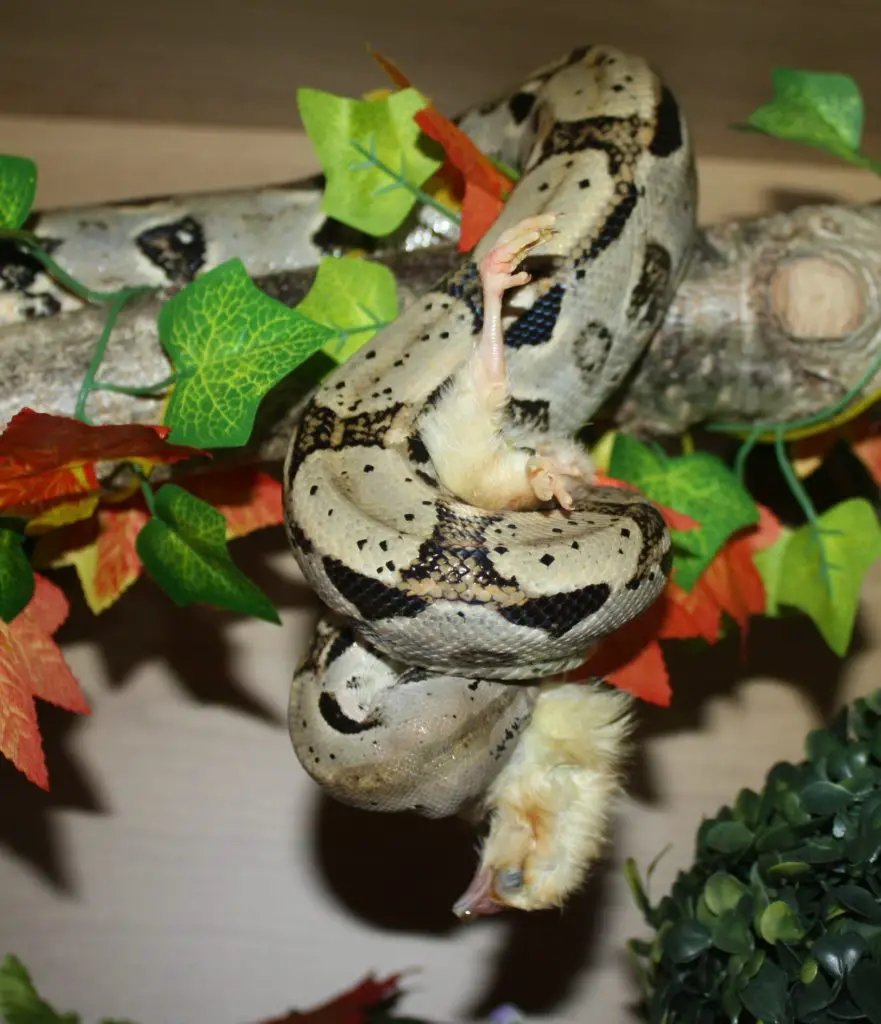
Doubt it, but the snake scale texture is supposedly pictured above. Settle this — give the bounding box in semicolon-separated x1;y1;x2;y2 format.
282;44;697;912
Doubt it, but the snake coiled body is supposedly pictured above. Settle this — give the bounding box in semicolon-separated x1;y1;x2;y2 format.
283;45;697;820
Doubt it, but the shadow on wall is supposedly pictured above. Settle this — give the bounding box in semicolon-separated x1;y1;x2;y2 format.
0;526;311;888
0;511;863;1013
309;602;859;1017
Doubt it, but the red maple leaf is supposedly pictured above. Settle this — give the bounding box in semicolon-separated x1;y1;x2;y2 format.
0;574;90;789
259;974;401;1024
36;467;284;614
370;49;515;252
0;408;206;515
575;599;672;706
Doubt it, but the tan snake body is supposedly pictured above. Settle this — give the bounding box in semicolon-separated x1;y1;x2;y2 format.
283;43;697;910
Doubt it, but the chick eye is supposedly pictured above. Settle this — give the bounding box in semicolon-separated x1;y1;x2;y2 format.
495;868;524;896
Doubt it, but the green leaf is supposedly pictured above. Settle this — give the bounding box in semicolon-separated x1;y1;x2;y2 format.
705;820;755;856
297;256;399;363
623;856;653;923
298;86;443;236
766;860;811;879
812;932;868;980
793;971;835;1019
704;873;749;916
759;901;805;944
662;919;713;963
740;961;791;1024
0;526;35;622
158;258;335;447
848;959;881;1024
772;498;881;655
609;435;758;590
741;69;878;171
0;955;79;1024
800;780;854;815
135;484;280;624
0;155;38;230
833;884;881;923
711;909;755;956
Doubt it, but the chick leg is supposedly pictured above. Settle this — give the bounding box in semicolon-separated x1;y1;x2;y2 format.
453;681;633;917
419;214;594;512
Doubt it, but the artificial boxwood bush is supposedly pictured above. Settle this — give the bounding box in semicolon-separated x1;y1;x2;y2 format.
628;689;881;1024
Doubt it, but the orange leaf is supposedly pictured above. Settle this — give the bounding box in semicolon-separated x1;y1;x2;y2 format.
701;533;766;648
52;506;150;614
370;48;514;252
260;973;401;1024
414;107;512;251
749;501;784;553
0;408;206;515
0;574;90;789
850;423;881;487
660;582;722;643
566;601;672;706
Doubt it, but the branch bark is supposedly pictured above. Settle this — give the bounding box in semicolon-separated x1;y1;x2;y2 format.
3;201;880;478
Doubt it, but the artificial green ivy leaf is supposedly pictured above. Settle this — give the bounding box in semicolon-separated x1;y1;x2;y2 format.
0;526;35;622
0;155;38;230
297;256;399;363
610;434;758;590
753;528;793;617
741;69;879;171
759;901;805;944
135;484;280;624
740;961;791;1024
0;955;79;1024
770;498;881;656
158;258;335;447
298;86;443;236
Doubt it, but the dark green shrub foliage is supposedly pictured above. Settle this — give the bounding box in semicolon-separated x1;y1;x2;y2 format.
628;689;881;1024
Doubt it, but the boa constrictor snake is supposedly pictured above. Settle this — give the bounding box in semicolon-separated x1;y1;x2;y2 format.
283;44;697;915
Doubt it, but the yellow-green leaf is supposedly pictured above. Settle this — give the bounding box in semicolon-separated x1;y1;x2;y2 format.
771;498;881;655
741;69;880;172
753;527;794;617
158;258;334;448
0;155;37;230
759;900;805;944
298;256;399;363
297;86;443;236
135;484;280;624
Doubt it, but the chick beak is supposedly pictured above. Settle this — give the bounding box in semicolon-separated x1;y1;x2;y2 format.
452;867;506;920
